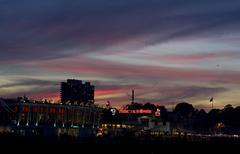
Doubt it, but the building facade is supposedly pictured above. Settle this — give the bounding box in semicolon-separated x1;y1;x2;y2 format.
0;97;102;137
61;79;94;105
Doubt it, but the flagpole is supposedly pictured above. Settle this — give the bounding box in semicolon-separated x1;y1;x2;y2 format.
212;100;213;110
210;97;214;110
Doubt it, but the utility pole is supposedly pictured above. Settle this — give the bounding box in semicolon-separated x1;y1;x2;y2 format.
131;89;135;104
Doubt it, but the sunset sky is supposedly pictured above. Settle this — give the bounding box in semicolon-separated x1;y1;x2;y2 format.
1;0;240;110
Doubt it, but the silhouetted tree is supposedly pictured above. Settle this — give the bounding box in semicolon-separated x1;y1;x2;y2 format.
222;104;235;129
224;104;234;111
125;103;143;110
191;109;208;133
208;109;222;133
143;102;157;111
234;106;240;129
174;102;194;118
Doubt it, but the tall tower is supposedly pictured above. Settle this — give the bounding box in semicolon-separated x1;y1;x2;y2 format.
61;79;94;105
131;89;135;104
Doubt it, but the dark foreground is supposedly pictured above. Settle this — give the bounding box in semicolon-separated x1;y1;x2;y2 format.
1;133;240;154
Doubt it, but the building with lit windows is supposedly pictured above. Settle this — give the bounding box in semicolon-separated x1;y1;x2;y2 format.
0;97;102;137
61;79;94;105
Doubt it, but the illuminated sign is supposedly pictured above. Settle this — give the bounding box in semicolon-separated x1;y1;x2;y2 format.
155;109;160;117
110;108;116;116
119;109;152;114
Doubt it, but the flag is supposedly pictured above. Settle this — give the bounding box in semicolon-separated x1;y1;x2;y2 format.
210;97;213;102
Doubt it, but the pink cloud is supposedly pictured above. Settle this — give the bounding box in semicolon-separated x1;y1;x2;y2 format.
19;56;239;108
1;76;227;109
40;57;240;84
158;52;240;62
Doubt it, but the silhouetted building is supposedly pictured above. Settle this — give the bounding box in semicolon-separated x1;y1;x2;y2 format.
61;79;94;105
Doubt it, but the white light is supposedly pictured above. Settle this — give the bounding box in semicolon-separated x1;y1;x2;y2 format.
110;109;116;116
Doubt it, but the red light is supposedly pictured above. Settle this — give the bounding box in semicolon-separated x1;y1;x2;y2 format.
22;106;29;113
155;109;160;117
119;109;152;114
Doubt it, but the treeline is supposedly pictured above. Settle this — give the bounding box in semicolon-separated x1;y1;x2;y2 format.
102;102;240;134
170;103;240;134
